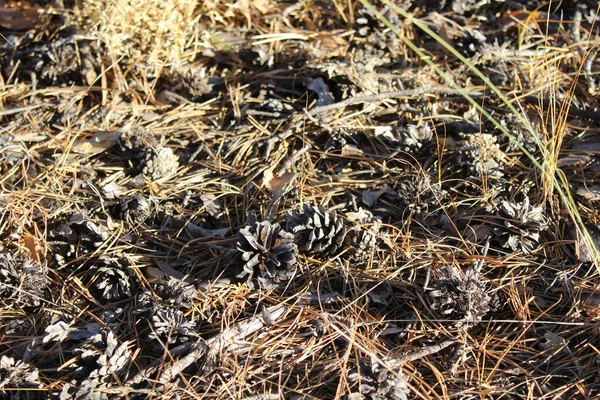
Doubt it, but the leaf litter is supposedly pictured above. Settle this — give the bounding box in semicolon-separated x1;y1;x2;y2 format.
1;0;600;398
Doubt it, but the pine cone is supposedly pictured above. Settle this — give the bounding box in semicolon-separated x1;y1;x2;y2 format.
62;330;132;398
148;308;196;346
119;127;179;180
346;358;411;400
116;195;151;224
141;147;179;181
235;221;298;287
397;123;434;153
133;289;157;318
119;126;157;159
0;251;49;307
1;318;33;336
496;113;542;154
428;266;493;329
457;132;505;180
287;204;347;257
455;29;486;58
396;171;446;217
345;209;381;263
90;257;132;302
0;356;43;392
88;331;132;384
153;279;197;309
493;197;549;254
180;67;216;99
48;214;109;266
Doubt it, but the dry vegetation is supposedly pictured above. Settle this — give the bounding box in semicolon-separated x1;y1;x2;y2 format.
1;0;600;398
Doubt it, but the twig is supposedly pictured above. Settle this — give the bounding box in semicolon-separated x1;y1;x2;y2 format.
263;87;483;158
160;305;288;383
0;102;55;117
583;47;599;95
126;342;195;385
297;291;344;305
264;117;305;159
247;109;293;119
393;339;457;365
449;342;466;375
240;395;280;400
306;87;483;118
128;305;289;387
275;144;312;177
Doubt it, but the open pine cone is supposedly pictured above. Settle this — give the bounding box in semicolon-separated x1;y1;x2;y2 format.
0;251;49;308
345;209;381;264
346;358;411;400
152;279;197;309
119;127;179;181
493;197;549;254
397;123;434;153
148;307;197;346
61;330;132;399
428;266;494;329
287;204;346;257
396;171;447;217
89;257;132;302
116;195;151;224
48;213;109;267
0;356;43;393
235;220;298;287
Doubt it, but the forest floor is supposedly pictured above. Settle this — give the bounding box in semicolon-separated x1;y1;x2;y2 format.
1;0;600;398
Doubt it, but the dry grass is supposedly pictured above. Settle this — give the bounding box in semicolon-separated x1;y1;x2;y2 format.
1;0;600;399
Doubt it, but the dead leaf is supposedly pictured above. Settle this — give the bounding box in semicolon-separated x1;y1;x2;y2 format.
184;222;229;238
155;260;187;282
362;185;395;207
42;321;70;344
568;224;600;263
540;331;567;356
576;186;600;201
264;172;296;220
102;182;127;199
72;130;121;155
463;224;493;243
22;231;40;264
341;144;364;156
307;77;333;106
311;32;349;58
557;153;592;168
571;142;600;151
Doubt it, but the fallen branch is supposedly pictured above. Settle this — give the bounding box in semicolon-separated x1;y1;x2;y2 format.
127;305;289;387
264;86;483;158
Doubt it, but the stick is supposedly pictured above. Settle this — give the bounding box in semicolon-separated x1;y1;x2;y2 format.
128;305;289;387
305;87;483;118
0;103;55;117
275;144;312;177
394;339;457;365
263;86;484;158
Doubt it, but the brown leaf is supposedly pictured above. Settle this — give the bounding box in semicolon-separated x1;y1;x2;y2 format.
557;153;592;168
576;186;600;201
22;232;40;264
72;131;121;155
